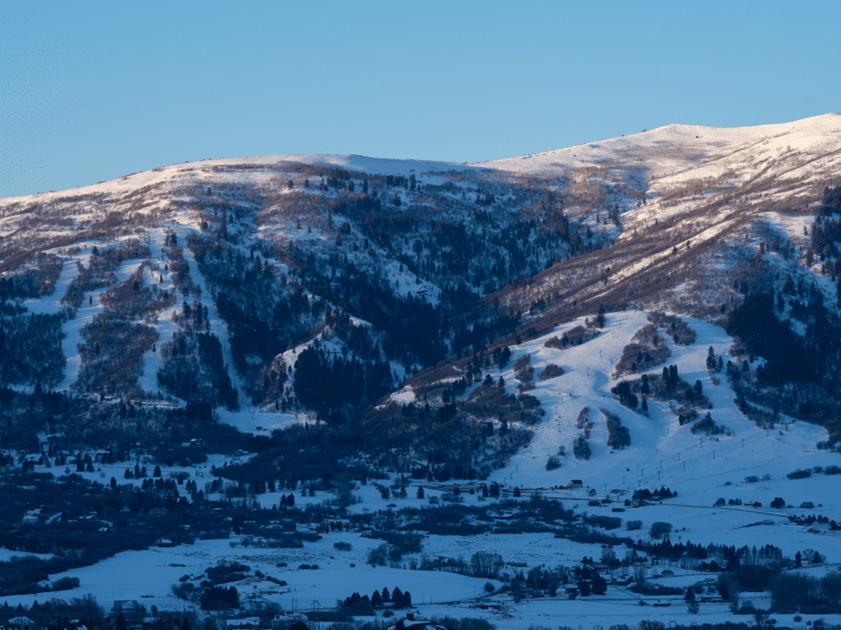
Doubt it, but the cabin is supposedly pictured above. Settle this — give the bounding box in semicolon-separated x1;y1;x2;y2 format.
612;575;634;586
568;480;584;489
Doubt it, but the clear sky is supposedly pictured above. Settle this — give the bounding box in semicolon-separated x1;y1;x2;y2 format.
2;0;840;199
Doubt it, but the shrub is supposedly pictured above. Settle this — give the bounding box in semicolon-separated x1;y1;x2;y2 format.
545;336;565;349
333;541;352;551
540;364;564;381
545;455;561;471
433;617;496;630
615;325;671;375
604;408;631;449
611;381;638;409
626;520;643;531
691;413;727;435
367;543;390;566
649;521;672;539
825;465;841;475
787;469;812;480
744;475;760;483
573;435;591;460
585;515;622;530
770;497;786;508
647;312;697;345
51;576;81;591
200;585;239;610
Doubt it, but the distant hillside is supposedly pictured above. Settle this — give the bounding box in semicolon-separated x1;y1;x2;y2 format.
1;113;841;476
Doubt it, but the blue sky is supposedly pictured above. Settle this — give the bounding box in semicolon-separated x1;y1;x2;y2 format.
2;0;840;198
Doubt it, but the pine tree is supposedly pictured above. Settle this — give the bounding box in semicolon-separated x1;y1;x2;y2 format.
706;346;716;370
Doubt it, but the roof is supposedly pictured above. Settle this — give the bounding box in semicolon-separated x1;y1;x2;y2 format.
386;617;455;630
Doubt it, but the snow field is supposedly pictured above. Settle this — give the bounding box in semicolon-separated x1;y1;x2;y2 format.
0;535;500;615
475;312;841;558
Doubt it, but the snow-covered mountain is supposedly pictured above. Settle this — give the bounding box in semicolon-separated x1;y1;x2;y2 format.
1;112;841;459
4;114;841;627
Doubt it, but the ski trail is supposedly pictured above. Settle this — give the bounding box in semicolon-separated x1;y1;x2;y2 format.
137;228;179;399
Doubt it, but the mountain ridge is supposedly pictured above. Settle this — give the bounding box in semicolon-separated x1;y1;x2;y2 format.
4;112;840;204
1;111;841;458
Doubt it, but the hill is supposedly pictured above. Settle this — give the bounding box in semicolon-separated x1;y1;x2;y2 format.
2;115;841;626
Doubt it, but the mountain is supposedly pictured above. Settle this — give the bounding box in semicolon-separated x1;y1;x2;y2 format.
4;115;841;623
1;113;841;464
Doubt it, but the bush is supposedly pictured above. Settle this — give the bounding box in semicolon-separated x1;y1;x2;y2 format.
649;521;672;539
573;435;591;460
585;515;622;530
824;465;841;475
604;408;631;449
540;364;564;381
51;576;81;591
611;382;638;409
770;497;786;508
745;475;760;483
204;562;250;585
367;543;389;566
333;541;352;551
545;455;561;471
787;469;812;480
433;617;496;630
630;582;683;596
626;520;643;531
200;585;239;610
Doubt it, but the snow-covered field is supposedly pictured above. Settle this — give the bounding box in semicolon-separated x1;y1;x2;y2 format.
3;311;840;628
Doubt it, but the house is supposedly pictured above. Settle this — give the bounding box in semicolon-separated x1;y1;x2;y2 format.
568;480;584;489
112;601;141;613
612;575;634;586
659;569;675;577
226;618;260;630
386;615;453;630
